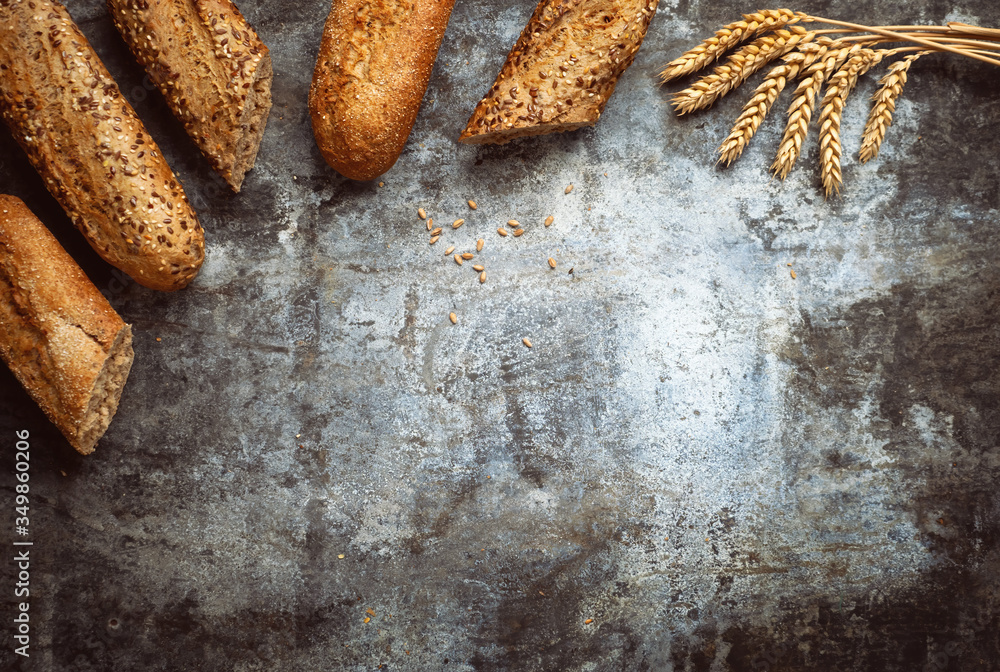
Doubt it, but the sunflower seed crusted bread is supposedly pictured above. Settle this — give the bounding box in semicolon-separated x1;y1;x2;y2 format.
0;0;205;291
0;196;134;455
309;0;456;181
459;0;659;144
106;0;273;192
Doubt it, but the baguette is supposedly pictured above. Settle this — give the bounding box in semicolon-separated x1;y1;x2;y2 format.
309;0;456;181
106;0;274;192
0;196;134;455
0;0;205;291
459;0;659;144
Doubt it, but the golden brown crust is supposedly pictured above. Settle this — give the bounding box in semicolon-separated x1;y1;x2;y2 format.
0;195;134;455
0;0;205;291
459;0;659;144
106;0;274;192
308;0;456;181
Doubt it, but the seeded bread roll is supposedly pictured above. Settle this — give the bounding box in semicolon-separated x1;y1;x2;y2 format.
106;0;273;192
0;0;204;292
309;0;456;181
459;0;659;144
0;196;134;455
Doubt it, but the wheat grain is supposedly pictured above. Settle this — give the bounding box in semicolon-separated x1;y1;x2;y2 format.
771;42;858;180
660;9;808;83
860;53;923;163
718;40;831;165
818;49;885;197
672;27;813;115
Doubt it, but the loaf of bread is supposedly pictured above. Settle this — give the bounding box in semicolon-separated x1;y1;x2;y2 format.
309;0;456;181
0;196;134;455
0;0;204;291
459;0;659;144
106;0;273;192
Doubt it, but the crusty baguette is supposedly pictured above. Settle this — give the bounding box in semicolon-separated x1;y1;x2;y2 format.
309;0;456;181
106;0;273;192
0;0;204;291
459;0;659;144
0;196;134;455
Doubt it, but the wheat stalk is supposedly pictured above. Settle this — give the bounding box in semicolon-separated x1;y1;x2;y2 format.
717;40;832;165
663;10;999;195
660;9;807;83
770;43;859;180
672;27;814;114
859;53;924;163
817;49;887;197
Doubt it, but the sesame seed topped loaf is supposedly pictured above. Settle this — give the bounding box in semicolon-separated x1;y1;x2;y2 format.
0;195;134;455
309;0;456;181
459;0;659;144
0;0;204;291
106;0;273;192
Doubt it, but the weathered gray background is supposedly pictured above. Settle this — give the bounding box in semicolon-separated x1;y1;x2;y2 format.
1;0;999;669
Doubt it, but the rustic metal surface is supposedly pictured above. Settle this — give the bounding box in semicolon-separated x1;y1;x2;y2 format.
1;0;999;669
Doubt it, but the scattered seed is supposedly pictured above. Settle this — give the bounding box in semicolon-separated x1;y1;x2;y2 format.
337;554;345;559
479;271;486;284
444;245;455;255
568;267;574;274
476;238;484;252
544;215;554;227
454;254;463;266
790;269;797;279
452;218;465;229
364;617;371;623
522;337;532;348
565;184;574;194
468;200;478;210
497;227;508;237
418;208;427;219
472;264;485;272
584;618;593;624
449;312;457;324
548;257;557;269
378;181;384;187
426;219;433;231
513;228;524;237
429;236;440;244
430;227;443;237
507;219;520;228
462;252;474;260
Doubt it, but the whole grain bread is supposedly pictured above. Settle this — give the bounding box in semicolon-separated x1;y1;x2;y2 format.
459;0;659;144
0;0;205;291
106;0;273;192
0;195;134;455
309;0;456;181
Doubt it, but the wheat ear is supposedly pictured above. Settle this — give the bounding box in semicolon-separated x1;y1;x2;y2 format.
672;27;814;114
770;42;859;180
859;53;924;163
817;49;887;197
660;9;808;83
717;40;832;165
